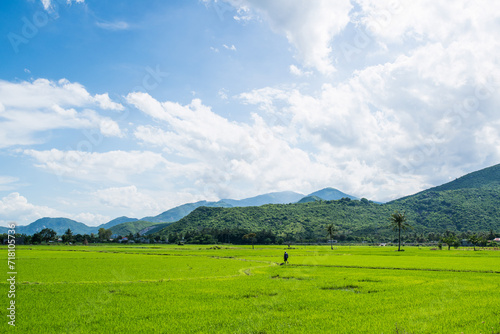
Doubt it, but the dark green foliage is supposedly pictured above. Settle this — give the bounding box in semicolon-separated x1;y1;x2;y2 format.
442;233;459;250
389;211;412;251
98;216;138;229
98;227;112;241
62;228;73;243
110;221;160;236
297;195;322;203
36;228;57;243
153;199;393;242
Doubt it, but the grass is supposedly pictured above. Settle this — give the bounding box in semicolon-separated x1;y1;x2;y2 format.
1;244;500;333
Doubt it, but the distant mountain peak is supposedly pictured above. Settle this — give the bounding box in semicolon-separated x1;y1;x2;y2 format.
306;188;358;201
221;191;305;207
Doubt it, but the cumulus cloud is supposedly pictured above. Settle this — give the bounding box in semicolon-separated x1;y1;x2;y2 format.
222;0;352;74
41;0;85;11
93;185;161;215
127;92;341;199
93;93;125;111
289;65;312;77
0;78;124;147
0;192;110;227
0;192;105;226
23;149;177;184
0;192;63;226
237;56;500;200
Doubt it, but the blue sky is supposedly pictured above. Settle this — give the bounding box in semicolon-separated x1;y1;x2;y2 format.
1;0;500;227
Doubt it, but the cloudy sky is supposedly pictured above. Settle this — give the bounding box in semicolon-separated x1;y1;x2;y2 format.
1;0;499;227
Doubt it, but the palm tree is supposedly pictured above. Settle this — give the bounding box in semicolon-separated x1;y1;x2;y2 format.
389;211;412;251
326;224;337;250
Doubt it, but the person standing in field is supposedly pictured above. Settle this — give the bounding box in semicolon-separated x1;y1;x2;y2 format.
284;251;289;264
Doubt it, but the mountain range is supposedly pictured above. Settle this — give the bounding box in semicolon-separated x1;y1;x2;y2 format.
6;163;500;238
5;187;357;235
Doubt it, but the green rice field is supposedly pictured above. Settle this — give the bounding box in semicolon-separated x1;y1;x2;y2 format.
2;244;500;333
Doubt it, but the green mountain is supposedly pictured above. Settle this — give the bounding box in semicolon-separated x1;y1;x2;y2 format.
424;164;500;192
306;187;358;201
18;217;95;235
154;164;500;242
141;222;172;235
141;200;233;223
297;195;322;203
389;163;500;232
110;221;161;236
154;198;391;241
98;216;138;230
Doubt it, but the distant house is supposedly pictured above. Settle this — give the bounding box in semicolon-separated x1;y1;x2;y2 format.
494;238;500;242
379;243;387;247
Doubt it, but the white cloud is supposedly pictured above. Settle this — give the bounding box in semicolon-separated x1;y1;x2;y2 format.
95;21;130;31
223;44;237;51
93;93;125;111
0;176;19;192
237;45;500;200
289;65;312;77
128;92;343;199
94;186;160;213
23;149;175;184
71;212;110;227
0;192;110;227
41;0;85;11
0;78;123;147
0;192;62;226
218;88;229;100
224;0;352;74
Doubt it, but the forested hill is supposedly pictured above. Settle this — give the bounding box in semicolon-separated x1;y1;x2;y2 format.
154;164;500;242
395;163;500;198
155;198;394;241
389;163;500;232
428;163;500;192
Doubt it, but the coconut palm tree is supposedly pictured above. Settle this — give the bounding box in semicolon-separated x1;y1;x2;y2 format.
326;223;338;250
389;211;412;251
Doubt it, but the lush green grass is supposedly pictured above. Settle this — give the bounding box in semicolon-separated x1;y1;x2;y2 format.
2;244;500;333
